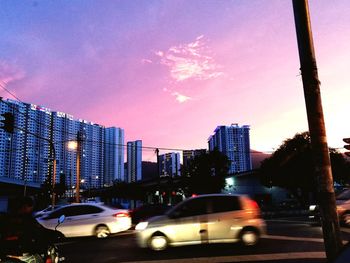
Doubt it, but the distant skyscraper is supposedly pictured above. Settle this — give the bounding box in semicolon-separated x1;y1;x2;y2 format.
208;124;252;174
127;140;142;182
183;149;207;168
104;127;125;186
159;152;180;177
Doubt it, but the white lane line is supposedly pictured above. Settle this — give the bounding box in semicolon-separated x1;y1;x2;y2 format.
265;219;312;225
263;234;349;245
262;234;324;243
119;251;326;263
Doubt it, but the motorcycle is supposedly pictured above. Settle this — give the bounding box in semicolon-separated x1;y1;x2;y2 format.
1;215;66;263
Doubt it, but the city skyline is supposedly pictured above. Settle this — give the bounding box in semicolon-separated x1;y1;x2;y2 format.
1;1;350;154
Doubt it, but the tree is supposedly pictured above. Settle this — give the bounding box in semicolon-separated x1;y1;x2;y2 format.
185;150;230;195
260;132;350;201
329;148;350;185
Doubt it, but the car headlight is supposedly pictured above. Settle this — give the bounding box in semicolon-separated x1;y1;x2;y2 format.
337;205;345;214
309;205;316;211
135;222;149;231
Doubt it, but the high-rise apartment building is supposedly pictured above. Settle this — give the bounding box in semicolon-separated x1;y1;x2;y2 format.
127;140;142;182
182;149;207;169
0;99;122;190
104;127;125;186
159;152;180;177
0;100;52;184
208;124;252;174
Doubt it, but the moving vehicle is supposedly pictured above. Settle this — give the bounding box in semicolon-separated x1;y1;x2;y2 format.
37;203;131;238
135;194;266;251
309;189;350;227
130;203;172;225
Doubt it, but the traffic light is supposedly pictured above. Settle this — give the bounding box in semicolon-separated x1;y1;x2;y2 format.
0;112;14;133
343;138;350;157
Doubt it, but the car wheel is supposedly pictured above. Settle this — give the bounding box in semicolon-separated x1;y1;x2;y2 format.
148;235;168;251
240;228;259;246
95;225;110;238
341;212;350;227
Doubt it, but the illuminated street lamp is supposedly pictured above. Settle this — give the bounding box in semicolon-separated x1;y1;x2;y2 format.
67;141;78;151
67;134;81;203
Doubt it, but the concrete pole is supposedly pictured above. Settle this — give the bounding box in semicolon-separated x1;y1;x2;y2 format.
51;158;57;208
76;132;81;203
51;142;56;209
292;0;342;260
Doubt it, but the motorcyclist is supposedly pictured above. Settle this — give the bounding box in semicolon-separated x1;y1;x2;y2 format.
0;196;61;263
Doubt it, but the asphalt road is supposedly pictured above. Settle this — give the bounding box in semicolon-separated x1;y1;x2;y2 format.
58;217;350;263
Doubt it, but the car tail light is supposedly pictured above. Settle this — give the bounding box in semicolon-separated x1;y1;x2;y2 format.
5;235;19;241
244;198;261;218
113;212;130;218
246;199;259;210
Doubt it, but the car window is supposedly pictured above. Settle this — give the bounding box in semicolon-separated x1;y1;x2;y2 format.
210;196;241;213
172;198;208;218
70;205;104;216
46;205;103;218
46;207;71;219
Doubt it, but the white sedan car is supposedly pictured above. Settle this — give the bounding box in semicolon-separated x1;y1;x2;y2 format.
37;203;131;238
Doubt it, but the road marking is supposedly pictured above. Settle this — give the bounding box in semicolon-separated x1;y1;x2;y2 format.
266;219;312;225
262;234;324;243
263;234;348;244
57;230;135;245
266;219;350;235
119;251;326;263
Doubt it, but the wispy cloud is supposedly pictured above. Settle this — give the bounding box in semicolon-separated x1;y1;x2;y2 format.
172;92;192;103
141;58;153;64
0;61;25;85
155;35;223;82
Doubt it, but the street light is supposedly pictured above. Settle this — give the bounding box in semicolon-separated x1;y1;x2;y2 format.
67;141;78;151
67;136;81;203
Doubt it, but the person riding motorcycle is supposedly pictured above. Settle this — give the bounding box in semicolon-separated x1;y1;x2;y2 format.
0;196;62;263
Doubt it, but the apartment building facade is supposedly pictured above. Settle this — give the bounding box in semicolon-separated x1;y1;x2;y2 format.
208;124;252;174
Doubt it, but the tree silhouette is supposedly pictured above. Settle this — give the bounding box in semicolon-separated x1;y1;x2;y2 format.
185;150;229;194
260;132;350;200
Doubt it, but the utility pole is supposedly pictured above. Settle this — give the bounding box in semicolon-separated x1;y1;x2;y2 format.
75;131;81;203
156;148;160;177
156;148;160;203
292;0;342;260
51;143;57;208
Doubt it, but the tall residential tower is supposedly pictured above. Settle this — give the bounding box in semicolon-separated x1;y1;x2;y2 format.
104;127;125;186
208;124;252;174
127;140;142;182
159;152;181;177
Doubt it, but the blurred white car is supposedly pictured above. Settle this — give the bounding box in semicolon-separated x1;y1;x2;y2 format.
37;203;131;238
135;194;266;251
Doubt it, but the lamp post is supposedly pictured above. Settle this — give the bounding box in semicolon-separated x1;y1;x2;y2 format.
50;142;57;209
67;131;82;203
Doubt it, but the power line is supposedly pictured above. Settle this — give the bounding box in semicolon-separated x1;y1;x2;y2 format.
0;82;300;155
0;81;23;102
0;96;79;138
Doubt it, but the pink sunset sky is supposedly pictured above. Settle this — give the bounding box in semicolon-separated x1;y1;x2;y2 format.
1;0;350;155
